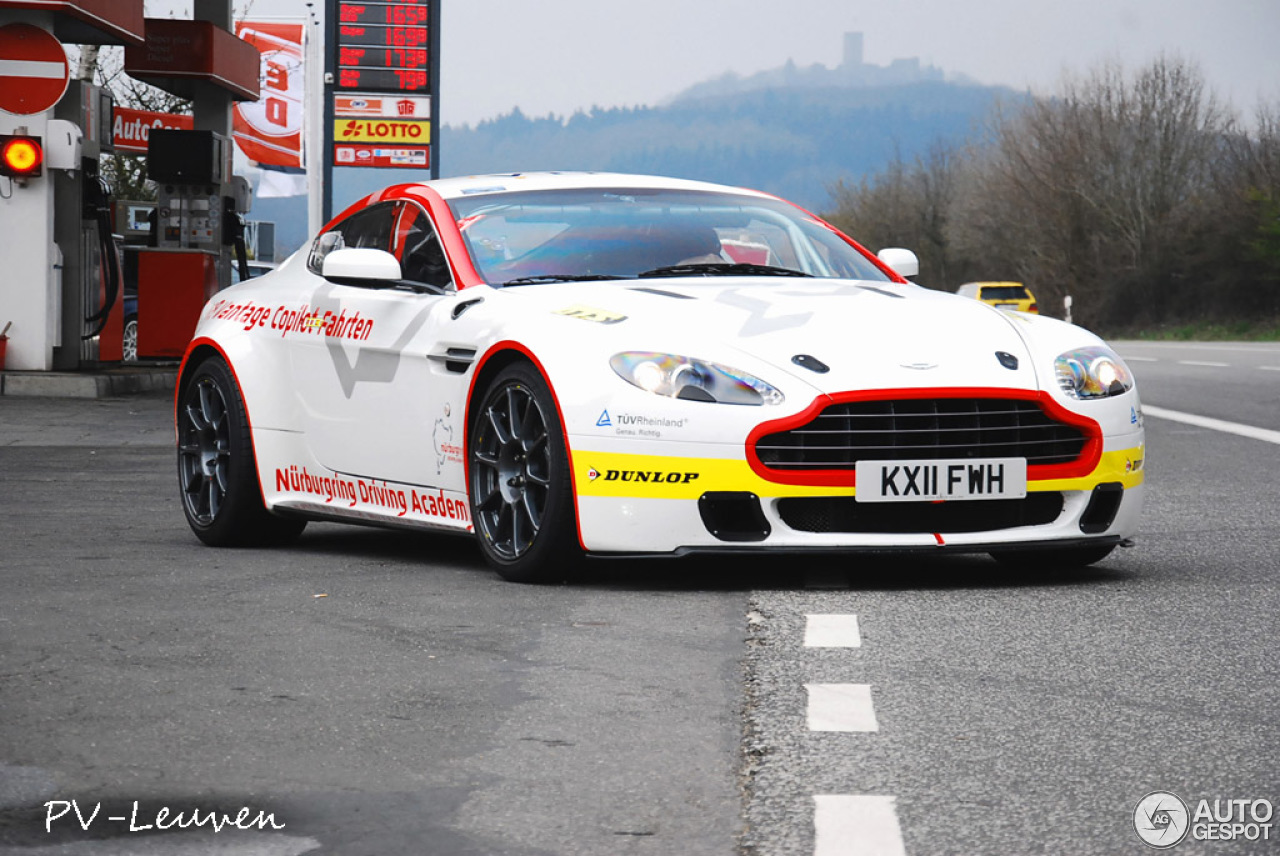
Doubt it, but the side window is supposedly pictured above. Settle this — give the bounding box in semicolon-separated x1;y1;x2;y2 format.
395;203;453;290
307;201;399;275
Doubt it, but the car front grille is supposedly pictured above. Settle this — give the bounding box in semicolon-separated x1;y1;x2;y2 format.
754;397;1089;471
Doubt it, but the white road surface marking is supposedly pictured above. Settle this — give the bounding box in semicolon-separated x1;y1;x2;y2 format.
1123;342;1280;353
1177;360;1230;367
806;683;879;732
813;795;908;856
1143;405;1280;445
804;614;862;648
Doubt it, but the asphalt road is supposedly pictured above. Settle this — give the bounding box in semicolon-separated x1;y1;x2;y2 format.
1;342;1278;855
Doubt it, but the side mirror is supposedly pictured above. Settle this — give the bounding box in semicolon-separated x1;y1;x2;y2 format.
877;248;919;279
322;248;403;284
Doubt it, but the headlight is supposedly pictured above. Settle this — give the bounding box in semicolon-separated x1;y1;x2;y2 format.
1054;346;1134;399
610;351;784;405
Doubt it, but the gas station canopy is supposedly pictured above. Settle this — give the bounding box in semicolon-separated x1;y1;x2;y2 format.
125;18;260;102
1;0;144;46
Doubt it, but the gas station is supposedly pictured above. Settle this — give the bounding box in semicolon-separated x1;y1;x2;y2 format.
0;0;438;394
0;0;262;389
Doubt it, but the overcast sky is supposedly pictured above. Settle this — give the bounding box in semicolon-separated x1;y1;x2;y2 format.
161;0;1280;126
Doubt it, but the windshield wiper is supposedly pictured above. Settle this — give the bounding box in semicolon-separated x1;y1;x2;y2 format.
637;262;812;279
501;274;627;286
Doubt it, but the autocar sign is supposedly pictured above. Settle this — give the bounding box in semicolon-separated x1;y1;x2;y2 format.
112;107;194;154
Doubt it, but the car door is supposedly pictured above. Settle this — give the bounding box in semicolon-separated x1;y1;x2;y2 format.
289;199;461;489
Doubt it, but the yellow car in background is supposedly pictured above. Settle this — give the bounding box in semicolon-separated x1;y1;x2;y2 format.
957;281;1039;313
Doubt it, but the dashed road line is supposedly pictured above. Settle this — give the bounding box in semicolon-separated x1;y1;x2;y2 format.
1122;355;1158;362
805;683;879;732
1142;405;1280;445
813;795;908;856
1177;360;1231;367
1260;366;1280;372
804;614;862;648
798;614;905;853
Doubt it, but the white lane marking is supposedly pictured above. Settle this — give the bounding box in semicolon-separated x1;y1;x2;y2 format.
1121;342;1280;353
814;795;907;856
1177;360;1230;367
1121;355;1158;362
805;614;862;648
1260;366;1280;372
1143;405;1280;445
806;683;878;732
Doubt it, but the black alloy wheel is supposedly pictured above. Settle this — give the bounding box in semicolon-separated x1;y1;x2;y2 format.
469;363;580;582
177;357;305;546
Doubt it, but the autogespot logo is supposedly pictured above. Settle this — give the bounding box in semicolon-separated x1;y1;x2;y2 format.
1135;791;1191;849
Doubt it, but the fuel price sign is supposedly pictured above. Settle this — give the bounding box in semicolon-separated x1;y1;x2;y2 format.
336;1;431;93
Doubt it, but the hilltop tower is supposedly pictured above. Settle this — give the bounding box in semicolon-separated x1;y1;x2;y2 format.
842;32;864;69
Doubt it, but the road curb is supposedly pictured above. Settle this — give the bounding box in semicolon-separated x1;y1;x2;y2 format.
0;368;178;398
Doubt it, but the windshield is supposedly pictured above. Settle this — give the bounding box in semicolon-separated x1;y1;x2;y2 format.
446;187;893;285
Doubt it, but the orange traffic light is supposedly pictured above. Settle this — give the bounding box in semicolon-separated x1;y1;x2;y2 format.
0;135;43;178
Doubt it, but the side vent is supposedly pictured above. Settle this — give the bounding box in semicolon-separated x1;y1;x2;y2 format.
428;347;478;373
452;298;484;319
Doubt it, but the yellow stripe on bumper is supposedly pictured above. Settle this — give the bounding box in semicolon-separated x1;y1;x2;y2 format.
573;446;1144;499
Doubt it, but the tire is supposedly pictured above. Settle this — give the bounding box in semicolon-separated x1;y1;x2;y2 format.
469;363;581;582
122;316;138;363
991;543;1115;569
177;357;305;547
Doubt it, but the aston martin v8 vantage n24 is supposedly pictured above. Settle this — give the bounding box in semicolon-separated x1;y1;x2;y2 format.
175;173;1144;581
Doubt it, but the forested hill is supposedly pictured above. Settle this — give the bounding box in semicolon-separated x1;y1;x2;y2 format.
266;80;1018;256
439;81;1015;212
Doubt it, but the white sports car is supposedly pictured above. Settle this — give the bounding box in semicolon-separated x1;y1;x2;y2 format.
176;172;1144;581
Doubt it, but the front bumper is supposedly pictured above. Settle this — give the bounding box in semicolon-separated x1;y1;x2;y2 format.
569;436;1144;555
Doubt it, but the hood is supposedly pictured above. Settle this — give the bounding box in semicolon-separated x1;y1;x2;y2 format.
503;278;1042;395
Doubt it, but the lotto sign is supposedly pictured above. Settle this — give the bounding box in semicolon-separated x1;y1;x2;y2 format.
0;23;71;116
334;118;429;144
233;21;305;167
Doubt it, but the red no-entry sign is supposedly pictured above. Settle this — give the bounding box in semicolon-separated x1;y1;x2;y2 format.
0;23;71;116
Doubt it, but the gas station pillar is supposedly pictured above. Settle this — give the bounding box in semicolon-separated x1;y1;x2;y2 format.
0;10;60;371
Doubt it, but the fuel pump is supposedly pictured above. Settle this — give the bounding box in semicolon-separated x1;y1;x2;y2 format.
49;80;120;369
224;174;253;282
81;169;120;343
135;129;229;358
